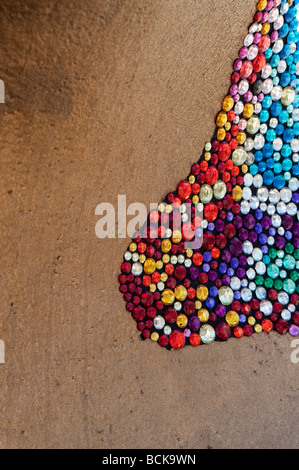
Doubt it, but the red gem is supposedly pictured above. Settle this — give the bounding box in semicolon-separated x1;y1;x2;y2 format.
258;35;270;53
243;325;253;336
224;224;236;239
178;180;192;200
164;308;178;323
183;300;195;316
215;322;231;341
158;335;169;347
141;292;154;307
121;262;131;273
132;306;146;321
205;167;219;185
240;60;253;78
218;142;231;161
252;54;266;72
174;266;186;281
142;329;150;339
216;234;227;249
169;330;186;350
147;307;157;319
203;233;216;250
292;313;299;326
275;319;289;335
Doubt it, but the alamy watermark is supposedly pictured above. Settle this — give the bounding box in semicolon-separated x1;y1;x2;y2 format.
95;195;204;249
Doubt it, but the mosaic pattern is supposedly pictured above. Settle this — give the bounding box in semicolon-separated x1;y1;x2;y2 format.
119;0;299;349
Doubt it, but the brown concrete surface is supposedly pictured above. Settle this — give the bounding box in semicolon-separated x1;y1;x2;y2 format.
0;0;298;449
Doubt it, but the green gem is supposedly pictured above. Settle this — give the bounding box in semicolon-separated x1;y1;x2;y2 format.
269;248;277;259
265;278;273;288
294;249;299;260
285;243;294;254
255;275;264;286
291;271;299;281
274;279;283;290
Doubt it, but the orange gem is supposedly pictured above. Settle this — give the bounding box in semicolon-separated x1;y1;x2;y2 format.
151;272;160;283
262;319;273;333
211;247;220;259
169;330;185;350
204;203;218;222
189;333;201;347
234;326;244;338
192;253;203;266
142;275;151;286
165;263;174;275
187;287;196;299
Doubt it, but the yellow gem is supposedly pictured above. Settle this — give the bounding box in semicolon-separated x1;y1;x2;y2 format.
255;324;263;333
172;230;182;244
248;316;256;326
224;122;231;131
165;204;173;214
225;310;239;327
139;254;146;264
149;283;156;293
261;23;270;35
232;185;243;201
158;203;165;212
189;175;195;184
241;164;248;174
204;152;211;161
160;272;168;282
243;103;254;119
186;249;193;258
151;332;159;342
216;111;228;127
144;258;156;274
257;0;267;11
196;285;209;301
176;314;188;328
174;285;187;301
161;239;172;253
129;242;137;252
195;300;202;310
222;95;234;112
161;289;175;305
162;254;170;264
156;260;163;270
217;128;226;141
192;195;199;204
198;308;209;323
237;132;246;145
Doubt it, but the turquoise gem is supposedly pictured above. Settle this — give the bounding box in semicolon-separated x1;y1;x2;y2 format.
283;279;296;294
283;254;296;270
267;264;280;279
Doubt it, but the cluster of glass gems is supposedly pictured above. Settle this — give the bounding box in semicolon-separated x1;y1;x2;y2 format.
119;0;299;349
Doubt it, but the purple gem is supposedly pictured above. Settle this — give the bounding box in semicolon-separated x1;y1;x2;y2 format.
188;316;201;332
229;238;243;256
249;231;257;243
244;214;256;230
222;274;231;286
215;220;224;232
208;271;217;282
189;267;199;280
275;236;285;249
236;268;245;278
239;228;249;241
216;305;226;317
289;325;299;337
261;216;271;230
